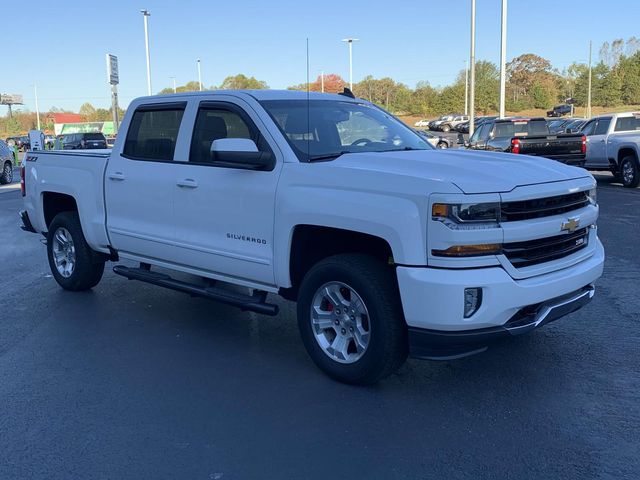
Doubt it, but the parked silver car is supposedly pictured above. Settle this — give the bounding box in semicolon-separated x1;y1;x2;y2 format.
0;139;15;184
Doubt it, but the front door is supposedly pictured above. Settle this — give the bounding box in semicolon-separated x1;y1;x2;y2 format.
170;99;282;286
105;102;186;259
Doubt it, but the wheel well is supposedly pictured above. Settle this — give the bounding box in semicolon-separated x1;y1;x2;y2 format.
618;148;638;166
283;225;394;301
43;192;78;228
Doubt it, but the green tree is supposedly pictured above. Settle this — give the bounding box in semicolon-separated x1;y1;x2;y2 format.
219;74;268;90
619;52;640;104
79;102;97;121
159;81;204;94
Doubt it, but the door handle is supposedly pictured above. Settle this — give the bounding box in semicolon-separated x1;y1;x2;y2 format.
108;172;125;181
176;178;198;188
599;139;605;143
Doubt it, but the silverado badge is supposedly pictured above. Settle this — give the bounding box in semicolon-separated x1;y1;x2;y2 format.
561;217;580;233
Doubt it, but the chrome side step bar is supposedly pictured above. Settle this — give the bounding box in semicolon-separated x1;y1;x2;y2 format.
113;265;279;316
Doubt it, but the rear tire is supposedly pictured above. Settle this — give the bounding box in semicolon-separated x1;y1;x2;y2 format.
296;254;408;385
437;141;448;149
620;155;640;188
0;161;12;184
47;212;105;291
442;124;451;133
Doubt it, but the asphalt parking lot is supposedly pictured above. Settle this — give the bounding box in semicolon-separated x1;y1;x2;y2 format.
0;170;638;479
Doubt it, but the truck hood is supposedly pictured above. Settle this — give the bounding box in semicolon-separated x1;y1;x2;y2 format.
333;149;591;194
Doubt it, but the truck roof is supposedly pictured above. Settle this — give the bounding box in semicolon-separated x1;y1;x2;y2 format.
591;111;640;119
136;89;361;103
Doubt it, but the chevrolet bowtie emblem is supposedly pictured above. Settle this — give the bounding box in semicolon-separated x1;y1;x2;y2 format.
561;217;580;233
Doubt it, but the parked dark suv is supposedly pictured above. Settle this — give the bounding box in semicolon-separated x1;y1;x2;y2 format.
61;132;108;150
6;136;30;151
547;104;573;117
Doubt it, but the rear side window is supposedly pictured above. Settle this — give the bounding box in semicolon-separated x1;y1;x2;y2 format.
124;105;185;161
594;118;611;135
614;116;640;132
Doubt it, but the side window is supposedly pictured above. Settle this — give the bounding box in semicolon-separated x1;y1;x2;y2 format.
614;116;640;132
581;120;596;136
469;125;481;143
594;117;611;135
189;107;259;164
123;105;185;161
478;123;491;141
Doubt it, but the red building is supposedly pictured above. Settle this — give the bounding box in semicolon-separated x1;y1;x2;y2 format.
46;113;83;124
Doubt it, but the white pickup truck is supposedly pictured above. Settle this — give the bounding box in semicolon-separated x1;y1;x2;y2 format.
20;90;604;384
582;111;640;187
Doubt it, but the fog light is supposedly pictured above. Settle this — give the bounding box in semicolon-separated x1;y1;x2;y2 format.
464;288;482;318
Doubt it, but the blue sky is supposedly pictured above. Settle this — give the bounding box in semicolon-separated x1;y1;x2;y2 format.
4;0;640;113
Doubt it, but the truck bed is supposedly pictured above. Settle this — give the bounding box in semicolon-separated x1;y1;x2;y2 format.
23;149;111;252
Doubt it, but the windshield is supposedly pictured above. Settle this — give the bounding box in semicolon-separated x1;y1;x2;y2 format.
259;99;432;161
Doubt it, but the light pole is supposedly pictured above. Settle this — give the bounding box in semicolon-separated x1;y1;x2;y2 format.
33;83;41;130
140;9;152;95
587;40;593;118
464;61;469;116
170;76;177;93
468;0;476;135
499;0;507;118
342;38;359;91
197;59;202;91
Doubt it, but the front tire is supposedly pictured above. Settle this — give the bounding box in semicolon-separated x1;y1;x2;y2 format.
47;212;105;291
620;156;640;188
0;162;12;184
297;254;408;385
437;141;448;149
442;124;451;132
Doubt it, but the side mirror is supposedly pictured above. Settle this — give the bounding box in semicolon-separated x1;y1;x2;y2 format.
210;138;272;170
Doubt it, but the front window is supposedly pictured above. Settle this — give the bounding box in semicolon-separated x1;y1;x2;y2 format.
259;99;431;162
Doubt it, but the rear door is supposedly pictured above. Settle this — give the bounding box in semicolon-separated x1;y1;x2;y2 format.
584;117;611;168
170;97;283;285
105;101;187;259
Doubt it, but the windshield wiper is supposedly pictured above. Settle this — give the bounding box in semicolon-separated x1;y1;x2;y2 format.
308;151;351;162
379;147;424;152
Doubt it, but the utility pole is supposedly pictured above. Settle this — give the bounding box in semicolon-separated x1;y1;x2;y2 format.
499;0;507;118
197;59;202;91
468;0;476;135
342;38;359;90
140;9;152;95
587;40;593;119
464;61;469;116
170;77;177;93
33;84;41;130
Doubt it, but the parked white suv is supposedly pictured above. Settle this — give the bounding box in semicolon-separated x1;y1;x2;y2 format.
439;115;469;133
20;90;604;384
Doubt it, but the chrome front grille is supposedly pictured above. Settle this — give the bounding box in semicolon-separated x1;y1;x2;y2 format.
501;191;589;222
503;228;589;268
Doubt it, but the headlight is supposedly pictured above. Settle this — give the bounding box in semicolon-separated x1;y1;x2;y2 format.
432;202;500;228
587;187;597;206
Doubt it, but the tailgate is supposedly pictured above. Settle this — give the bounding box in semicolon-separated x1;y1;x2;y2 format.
518;134;583;157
